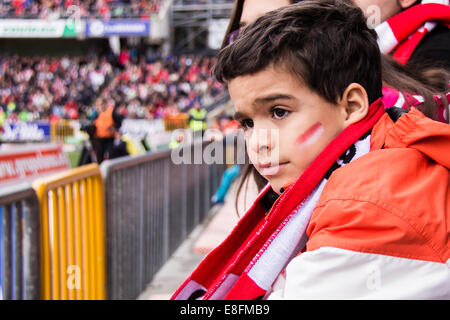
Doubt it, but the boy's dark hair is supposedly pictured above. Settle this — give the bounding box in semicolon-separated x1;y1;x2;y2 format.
214;0;383;105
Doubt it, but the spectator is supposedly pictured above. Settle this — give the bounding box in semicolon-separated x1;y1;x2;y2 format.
0;53;225;126
0;0;163;19
93;98;115;163
188;100;207;137
118;47;131;69
89;67;106;92
0;55;114;122
106;126;130;160
355;0;450;69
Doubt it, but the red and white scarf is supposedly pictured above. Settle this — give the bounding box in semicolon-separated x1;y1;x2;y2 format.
171;99;385;300
375;0;450;65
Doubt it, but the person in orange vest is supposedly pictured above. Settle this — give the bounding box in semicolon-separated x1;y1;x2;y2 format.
94;99;116;163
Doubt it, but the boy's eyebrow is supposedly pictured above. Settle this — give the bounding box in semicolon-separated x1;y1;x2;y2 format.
253;93;295;105
233;94;296;120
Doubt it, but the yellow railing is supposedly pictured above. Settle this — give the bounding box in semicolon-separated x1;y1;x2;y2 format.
32;164;106;300
50;120;75;143
164;113;189;131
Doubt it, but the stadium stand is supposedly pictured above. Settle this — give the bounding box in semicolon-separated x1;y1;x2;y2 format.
98;54;225;120
0;0;163;19
0;54;113;121
0;53;224;122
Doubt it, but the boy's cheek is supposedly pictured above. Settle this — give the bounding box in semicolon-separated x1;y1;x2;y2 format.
295;122;324;148
244;142;257;164
247;150;262;167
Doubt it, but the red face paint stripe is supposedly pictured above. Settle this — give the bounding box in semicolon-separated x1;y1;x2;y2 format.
295;122;322;145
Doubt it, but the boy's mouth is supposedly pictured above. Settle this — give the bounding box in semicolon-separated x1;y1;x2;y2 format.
258;162;289;176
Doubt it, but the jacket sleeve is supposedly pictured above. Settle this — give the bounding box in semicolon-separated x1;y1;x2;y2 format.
267;198;450;300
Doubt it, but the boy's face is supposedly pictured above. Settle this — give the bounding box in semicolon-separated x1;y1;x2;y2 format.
353;0;403;23
229;66;348;193
241;0;291;28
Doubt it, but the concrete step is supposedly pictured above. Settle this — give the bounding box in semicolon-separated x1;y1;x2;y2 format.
139;176;260;300
194;177;259;254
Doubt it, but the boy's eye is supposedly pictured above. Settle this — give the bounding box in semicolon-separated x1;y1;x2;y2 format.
240;119;254;130
271;107;289;120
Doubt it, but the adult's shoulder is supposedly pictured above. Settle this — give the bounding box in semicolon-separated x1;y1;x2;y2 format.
409;24;450;70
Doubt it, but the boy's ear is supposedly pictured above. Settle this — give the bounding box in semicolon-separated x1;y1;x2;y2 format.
340;83;369;126
397;0;417;9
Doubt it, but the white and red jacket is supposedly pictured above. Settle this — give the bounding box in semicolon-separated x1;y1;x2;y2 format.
267;108;450;299
173;102;450;300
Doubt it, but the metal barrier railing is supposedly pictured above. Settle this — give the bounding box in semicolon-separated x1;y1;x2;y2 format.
32;164;106;300
0;182;40;300
0;137;233;300
101;140;227;299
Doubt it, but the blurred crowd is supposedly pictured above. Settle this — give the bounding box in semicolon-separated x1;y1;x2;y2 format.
174;0;233;3
97;53;224;121
0;0;162;19
0;54;112;122
173;0;234;4
0;51;225;124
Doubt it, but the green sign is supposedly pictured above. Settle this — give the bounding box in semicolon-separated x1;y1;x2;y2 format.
0;19;81;38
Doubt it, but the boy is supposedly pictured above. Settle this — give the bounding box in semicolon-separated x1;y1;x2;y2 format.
172;0;450;299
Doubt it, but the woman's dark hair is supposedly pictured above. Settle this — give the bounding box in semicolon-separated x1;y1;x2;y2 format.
221;0;244;49
221;0;302;49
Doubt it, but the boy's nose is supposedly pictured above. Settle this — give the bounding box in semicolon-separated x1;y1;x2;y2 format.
248;128;272;154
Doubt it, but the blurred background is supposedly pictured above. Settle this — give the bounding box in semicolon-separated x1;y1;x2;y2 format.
0;0;245;301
